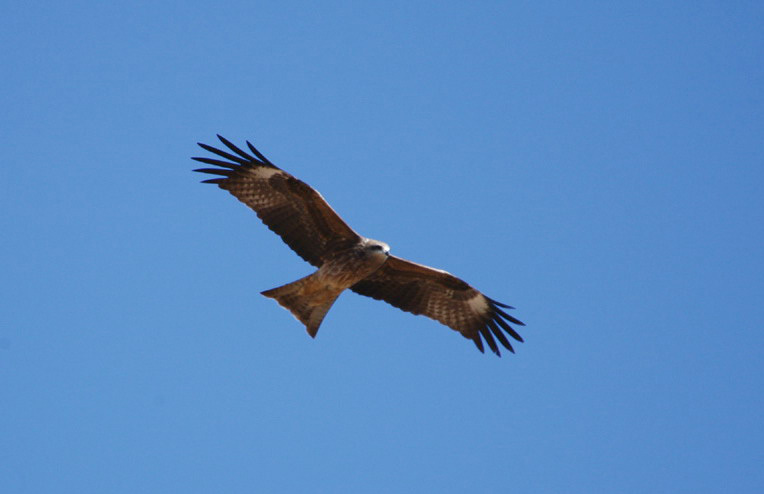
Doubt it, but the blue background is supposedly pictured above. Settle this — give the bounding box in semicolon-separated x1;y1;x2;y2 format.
2;1;763;492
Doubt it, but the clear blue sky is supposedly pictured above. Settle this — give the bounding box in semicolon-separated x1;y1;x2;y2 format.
2;1;763;492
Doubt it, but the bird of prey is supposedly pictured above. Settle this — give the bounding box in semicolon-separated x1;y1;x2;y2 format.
193;135;525;356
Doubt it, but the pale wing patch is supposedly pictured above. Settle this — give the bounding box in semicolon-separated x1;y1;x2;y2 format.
466;293;489;315
250;167;284;180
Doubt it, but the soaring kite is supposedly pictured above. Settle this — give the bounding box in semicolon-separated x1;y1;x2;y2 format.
193;136;525;356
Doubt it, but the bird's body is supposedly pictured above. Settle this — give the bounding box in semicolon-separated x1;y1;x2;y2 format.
262;237;390;336
193;136;525;356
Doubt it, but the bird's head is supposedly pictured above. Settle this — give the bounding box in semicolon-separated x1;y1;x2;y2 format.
362;238;391;260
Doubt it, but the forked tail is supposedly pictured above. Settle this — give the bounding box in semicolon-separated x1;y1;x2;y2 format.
261;274;341;337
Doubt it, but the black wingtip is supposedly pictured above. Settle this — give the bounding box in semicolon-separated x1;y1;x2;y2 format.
196;141;251;166
472;335;485;353
245;140;276;167
493;305;525;327
466;296;526;356
191;156;240;169
487;319;514;354
217;134;258;162
493;308;524;343
478;326;501;356
194;135;279;171
193;168;232;176
487;297;515;310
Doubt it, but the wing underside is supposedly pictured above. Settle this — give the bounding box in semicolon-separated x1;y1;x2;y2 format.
351;256;525;356
193;135;360;267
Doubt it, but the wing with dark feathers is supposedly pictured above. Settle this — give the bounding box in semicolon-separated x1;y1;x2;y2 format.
351;256;525;356
193;135;360;267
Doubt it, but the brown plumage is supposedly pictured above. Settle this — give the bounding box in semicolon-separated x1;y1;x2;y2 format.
193;135;525;356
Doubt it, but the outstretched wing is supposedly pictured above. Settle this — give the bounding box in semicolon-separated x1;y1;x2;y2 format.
351;256;525;356
193;135;361;267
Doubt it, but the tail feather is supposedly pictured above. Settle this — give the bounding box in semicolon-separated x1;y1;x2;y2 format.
261;275;340;337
